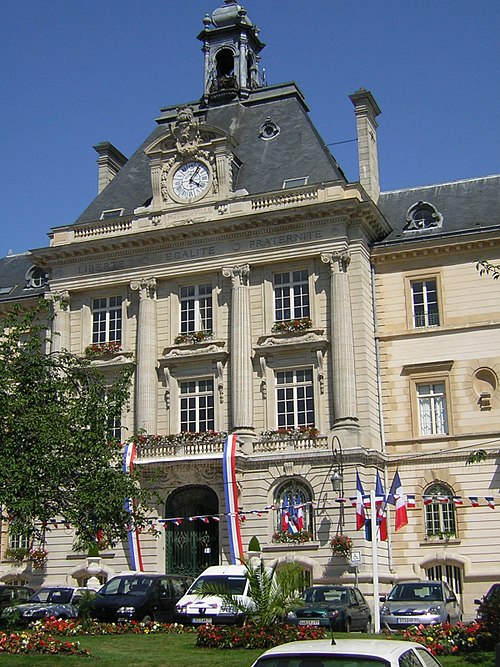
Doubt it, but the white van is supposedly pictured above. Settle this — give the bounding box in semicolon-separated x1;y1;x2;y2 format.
174;564;250;625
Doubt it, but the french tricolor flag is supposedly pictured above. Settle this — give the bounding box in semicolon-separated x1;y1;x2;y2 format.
387;471;408;531
469;497;480;507
356;472;366;531
485;497;495;509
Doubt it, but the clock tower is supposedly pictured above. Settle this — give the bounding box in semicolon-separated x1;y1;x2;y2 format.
198;1;265;105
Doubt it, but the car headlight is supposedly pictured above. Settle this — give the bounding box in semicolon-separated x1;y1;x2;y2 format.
176;604;187;613
287;611;297;619
428;606;442;615
117;606;136;615
380;605;390;615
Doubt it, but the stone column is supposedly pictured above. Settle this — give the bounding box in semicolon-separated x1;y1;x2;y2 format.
130;278;157;434
48;291;71;353
222;264;253;434
321;251;358;428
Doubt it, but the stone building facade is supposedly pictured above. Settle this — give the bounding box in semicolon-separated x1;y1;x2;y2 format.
0;1;499;618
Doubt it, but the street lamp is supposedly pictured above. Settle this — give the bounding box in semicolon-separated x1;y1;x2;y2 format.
330;435;345;532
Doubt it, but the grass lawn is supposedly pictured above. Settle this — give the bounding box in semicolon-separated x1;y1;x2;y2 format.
0;632;495;666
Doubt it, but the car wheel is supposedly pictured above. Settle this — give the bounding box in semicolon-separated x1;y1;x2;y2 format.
141;615;153;623
361;616;371;633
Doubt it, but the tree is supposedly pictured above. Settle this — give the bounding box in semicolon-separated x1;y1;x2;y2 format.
199;560;304;626
0;300;153;551
476;260;500;280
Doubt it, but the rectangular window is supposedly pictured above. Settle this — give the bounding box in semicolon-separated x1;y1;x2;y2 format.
92;296;122;344
411;279;439;327
108;415;122;443
8;533;29;550
180;284;212;334
273;270;310;322
276;369;315;429
180;379;214;432
417;382;448;435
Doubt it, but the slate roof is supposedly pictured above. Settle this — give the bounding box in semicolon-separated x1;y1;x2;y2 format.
74;83;346;226
377;175;500;246
0;253;47;304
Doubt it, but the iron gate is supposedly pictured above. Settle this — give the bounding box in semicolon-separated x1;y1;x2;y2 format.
165;485;219;578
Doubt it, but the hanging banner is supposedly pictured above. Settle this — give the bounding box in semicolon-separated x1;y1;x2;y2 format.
223;434;243;564
122;442;144;572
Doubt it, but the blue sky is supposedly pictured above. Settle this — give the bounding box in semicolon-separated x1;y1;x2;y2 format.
1;1;499;256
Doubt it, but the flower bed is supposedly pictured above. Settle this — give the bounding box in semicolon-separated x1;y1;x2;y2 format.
398;621;492;655
0;628;89;656
34;618;190;636
196;623;326;650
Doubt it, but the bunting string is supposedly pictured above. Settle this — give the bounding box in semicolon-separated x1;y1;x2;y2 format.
28;494;500;533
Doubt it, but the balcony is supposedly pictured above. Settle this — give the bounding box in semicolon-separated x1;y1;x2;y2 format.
134;430;328;461
253;433;328;454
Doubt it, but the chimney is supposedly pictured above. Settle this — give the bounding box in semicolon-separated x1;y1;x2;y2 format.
349;89;381;202
93;142;128;194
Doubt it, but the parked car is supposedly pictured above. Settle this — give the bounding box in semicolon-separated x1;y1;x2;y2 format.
380;580;461;631
90;573;192;623
286;585;371;632
474;582;500;622
0;585;35;612
1;586;96;625
175;564;250;625
251;638;444;667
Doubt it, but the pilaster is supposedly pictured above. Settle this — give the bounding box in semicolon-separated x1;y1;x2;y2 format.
321;251;359;436
222;264;254;437
130;277;158;434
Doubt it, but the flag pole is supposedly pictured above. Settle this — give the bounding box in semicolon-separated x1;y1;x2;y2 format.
371;488;381;633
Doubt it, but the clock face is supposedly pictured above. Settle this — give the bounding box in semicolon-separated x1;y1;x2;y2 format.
171;161;210;201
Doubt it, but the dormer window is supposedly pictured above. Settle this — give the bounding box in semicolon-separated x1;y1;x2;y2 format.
100;208;124;220
283;177;308;189
404;201;443;231
25;266;48;289
259;119;280;141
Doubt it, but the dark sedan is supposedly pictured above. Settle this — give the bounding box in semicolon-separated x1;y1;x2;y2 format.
286;585;372;632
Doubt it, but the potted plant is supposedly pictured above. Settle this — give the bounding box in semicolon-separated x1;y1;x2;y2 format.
330;534;353;558
29;546;49;569
4;547;29;563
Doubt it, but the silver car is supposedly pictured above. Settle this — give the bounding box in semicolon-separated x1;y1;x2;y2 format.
380;580;461;631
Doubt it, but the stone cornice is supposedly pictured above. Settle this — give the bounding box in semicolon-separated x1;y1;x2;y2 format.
36;182;389;265
372;232;500;265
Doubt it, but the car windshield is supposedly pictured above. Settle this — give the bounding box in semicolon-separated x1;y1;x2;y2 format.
188;575;247;595
99;577;154;596
387;583;444;602
30;588;73;604
303;588;348;604
253;657;389;667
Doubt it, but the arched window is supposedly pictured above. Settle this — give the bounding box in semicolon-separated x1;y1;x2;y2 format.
273;480;314;541
424;482;457;539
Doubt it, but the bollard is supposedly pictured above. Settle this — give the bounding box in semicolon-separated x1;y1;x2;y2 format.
496;642;500;667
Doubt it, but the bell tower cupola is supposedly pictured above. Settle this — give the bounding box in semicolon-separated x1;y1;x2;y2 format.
198;1;265;105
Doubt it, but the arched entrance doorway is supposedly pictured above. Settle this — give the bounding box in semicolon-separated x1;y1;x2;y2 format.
165;485;219;577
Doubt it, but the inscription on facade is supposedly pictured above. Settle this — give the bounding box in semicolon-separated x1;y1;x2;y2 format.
73;228;324;276
165;246;216;261
249;230;321;249
78;260;126;275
